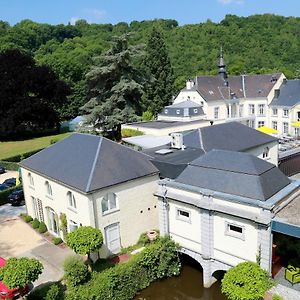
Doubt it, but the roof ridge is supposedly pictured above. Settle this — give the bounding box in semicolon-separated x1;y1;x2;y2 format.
198;128;206;153
85;137;103;192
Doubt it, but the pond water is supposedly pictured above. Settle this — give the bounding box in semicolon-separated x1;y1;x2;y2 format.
134;255;227;300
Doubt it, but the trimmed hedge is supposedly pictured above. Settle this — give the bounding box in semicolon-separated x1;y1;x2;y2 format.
38;222;48;233
27;282;64;300
3;148;44;162
0;185;22;206
63;256;89;287
0;161;19;171
65;237;181;300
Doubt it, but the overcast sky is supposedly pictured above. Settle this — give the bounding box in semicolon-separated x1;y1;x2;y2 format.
1;0;299;25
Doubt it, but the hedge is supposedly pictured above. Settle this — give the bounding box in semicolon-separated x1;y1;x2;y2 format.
0;161;19;171
0;185;22;206
65;237;181;300
3;148;44;162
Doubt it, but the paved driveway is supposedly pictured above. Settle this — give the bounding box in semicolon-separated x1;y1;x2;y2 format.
0;205;74;287
0;171;18;184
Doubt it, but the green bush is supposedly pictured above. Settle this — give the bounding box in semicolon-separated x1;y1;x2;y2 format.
221;262;273;300
272;294;283;300
0;161;19;171
31;218;40;229
142;111;154;121
53;237;63;245
27;282;63;300
65;237;180;300
3;148;44;162
25;215;33;223
38;222;48;233
63;256;89;287
137;232;150;246
121;128;144;138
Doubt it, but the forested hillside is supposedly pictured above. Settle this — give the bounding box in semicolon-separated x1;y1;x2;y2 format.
1;14;300;119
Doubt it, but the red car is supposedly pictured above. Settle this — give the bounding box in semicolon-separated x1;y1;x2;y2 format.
0;257;28;299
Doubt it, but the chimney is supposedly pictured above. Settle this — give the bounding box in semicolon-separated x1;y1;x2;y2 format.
186;79;194;90
274;89;280;98
170;133;184;150
283;78;287;84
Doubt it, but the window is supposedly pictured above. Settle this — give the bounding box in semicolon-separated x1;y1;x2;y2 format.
247;120;255;128
239;104;244;117
176;208;191;223
283;109;289;117
28;173;34;187
67;191;76;209
102;193;117;214
45;181;52;198
272;121;278;130
193;109;198;113
248;104;255;115
164;109;168;114
208;90;214;95
214;107;219;119
46;207;59;235
225;221;245;240
176;109;180;115
283;122;289;135
263;147;269;159
272;108;278;116
69;220;78;232
258;121;265;128
258;104;265;116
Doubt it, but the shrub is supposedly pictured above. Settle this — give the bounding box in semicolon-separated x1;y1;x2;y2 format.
63;256;89;287
38;222;48;233
221;262;273;300
272;294;283;300
27;282;63;300
65;237;180;300
3;148;44;162
121;128;144;138
53;237;63;245
0;161;19;171
31;218;40;229
142;111;154;121
138;232;150;246
25;215;33;223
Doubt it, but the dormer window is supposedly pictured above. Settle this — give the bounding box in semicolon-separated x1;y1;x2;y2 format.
102;193;117;214
176;109;180;115
164;109;168;114
193;109;198;113
67;191;76;209
28;173;34;187
45;181;52;198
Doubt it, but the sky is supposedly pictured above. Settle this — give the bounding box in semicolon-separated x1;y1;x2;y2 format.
1;0;300;26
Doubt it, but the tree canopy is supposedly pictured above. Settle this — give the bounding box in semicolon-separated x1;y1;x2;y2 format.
0;49;70;139
0;257;43;289
81;34;146;140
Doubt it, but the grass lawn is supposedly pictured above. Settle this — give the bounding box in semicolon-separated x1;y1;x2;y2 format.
0;132;72;160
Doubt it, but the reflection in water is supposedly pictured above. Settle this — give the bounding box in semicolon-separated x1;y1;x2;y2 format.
134;255;227;300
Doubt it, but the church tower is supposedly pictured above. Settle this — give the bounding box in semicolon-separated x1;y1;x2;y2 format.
218;47;228;80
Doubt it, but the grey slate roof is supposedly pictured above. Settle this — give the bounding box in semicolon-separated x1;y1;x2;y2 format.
183;73;282;102
183;122;277;151
165;100;201;109
20;133;158;193
175;150;290;201
126;119;208;129
270;80;300;107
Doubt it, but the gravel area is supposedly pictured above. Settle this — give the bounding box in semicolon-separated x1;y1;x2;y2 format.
270;284;300;300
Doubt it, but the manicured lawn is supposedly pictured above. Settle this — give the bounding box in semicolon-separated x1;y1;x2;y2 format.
0;132;72;160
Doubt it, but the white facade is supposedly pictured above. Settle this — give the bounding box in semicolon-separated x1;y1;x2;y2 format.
21;168;159;258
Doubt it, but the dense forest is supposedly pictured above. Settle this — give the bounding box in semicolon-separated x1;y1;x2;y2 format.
1;14;300;120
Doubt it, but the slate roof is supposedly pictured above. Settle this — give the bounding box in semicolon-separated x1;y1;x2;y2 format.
165;100;202;109
175;150;290;201
126;119;208;129
20;133;158;193
183;73;282;102
270;80;300;107
183;122;277;151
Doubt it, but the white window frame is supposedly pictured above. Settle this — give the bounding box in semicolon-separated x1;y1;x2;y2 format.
272;108;278;116
225;221;245;240
176;208;191;223
28;173;34;188
258;121;265;128
258;104;265;116
45;181;53;198
262;147;270;159
102;192;118;215
67;191;77;210
214;107;219;119
272;121;277;130
283;122;289;134
176;109;180;115
283;109;289;117
249;104;255;115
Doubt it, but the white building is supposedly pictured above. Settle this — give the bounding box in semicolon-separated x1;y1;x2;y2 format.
20;133;159;258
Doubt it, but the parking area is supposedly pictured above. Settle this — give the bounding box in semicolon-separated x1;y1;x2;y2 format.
0;205;74;287
0;170;18;184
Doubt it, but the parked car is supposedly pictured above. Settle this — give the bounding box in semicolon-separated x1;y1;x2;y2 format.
2;178;16;187
0;184;9;192
8;189;24;206
0;257;28;299
0;166;5;174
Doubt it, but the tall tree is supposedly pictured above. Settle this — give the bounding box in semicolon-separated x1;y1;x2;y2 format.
0;49;70;139
143;27;174;115
81;34;146;140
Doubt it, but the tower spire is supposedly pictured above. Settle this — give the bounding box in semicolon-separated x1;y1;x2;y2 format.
218;46;227;80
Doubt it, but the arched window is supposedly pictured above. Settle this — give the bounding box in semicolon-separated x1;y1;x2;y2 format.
28;173;34;187
46;207;59;235
67;191;76;209
101;193;117;214
45;181;53;197
263;147;269;159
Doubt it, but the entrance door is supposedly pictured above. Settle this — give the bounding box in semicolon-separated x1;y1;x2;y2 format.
47;208;59;236
105;223;121;254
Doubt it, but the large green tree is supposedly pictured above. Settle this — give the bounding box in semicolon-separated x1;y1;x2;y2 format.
0;49;70;139
81;34;146;140
143;27;174;115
